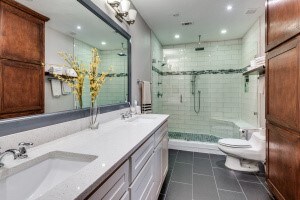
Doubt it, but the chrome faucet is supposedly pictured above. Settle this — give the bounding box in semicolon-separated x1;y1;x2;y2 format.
121;111;132;120
0;149;18;168
0;142;33;168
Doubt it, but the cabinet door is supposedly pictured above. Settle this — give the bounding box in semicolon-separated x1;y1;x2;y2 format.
130;155;155;200
130;135;154;182
266;0;300;51
87;161;129;200
153;142;163;199
266;37;300;132
0;59;44;118
267;124;300;200
0;1;46;64
162;133;169;178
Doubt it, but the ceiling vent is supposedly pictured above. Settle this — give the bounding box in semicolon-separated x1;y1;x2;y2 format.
245;9;257;14
181;22;193;26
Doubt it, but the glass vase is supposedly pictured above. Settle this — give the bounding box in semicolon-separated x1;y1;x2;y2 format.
89;101;100;130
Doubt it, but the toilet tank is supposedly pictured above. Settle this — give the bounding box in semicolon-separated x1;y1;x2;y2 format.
249;130;266;151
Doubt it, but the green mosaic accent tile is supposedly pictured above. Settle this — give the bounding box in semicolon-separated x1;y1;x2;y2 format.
169;132;221;143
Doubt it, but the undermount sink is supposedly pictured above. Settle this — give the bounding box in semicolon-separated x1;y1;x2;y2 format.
127;116;156;123
0;151;97;200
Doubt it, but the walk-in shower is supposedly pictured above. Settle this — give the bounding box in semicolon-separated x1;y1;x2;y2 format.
191;75;201;114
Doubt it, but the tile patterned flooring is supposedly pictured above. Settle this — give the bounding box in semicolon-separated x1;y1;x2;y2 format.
159;149;274;200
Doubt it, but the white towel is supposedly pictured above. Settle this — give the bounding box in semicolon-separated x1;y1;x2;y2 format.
51;79;62;97
258;76;265;94
142;81;152;105
62;82;71;95
49;66;63;75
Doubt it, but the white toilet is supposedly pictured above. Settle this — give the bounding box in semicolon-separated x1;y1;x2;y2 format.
218;129;266;172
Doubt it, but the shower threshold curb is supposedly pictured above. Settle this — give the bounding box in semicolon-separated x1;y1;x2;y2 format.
169;139;224;155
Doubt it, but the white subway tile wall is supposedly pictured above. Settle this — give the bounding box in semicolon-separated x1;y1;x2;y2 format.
74;39;128;107
151;16;265;140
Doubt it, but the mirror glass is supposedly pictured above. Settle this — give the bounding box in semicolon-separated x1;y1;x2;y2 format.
16;0;129;114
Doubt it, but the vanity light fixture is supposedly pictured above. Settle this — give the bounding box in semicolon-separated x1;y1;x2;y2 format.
107;0;137;25
174;34;180;39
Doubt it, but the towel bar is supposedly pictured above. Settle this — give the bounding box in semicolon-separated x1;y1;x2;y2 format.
137;79;152;84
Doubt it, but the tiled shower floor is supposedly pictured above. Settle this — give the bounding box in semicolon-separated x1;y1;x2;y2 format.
168;132;221;143
159;150;274;200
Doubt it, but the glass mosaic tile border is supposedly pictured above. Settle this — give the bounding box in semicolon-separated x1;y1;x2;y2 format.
152;66;247;76
169;131;221;143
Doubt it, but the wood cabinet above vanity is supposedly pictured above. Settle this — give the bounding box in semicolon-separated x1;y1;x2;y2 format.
0;0;49;119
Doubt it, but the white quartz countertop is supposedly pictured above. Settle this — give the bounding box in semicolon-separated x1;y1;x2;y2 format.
3;114;169;200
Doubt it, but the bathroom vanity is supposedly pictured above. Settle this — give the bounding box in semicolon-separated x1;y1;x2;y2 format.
0;114;169;200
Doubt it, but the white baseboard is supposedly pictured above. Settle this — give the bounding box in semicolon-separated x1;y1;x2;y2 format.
169;139;224;155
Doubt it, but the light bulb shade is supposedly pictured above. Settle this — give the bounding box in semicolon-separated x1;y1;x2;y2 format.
120;0;130;13
128;9;137;21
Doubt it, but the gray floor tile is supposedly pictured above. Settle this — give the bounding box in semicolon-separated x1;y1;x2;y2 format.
165;182;192;200
176;151;193;164
219;190;246;200
194;152;210;159
193;174;219;200
169;149;178;155
158;194;165;200
171;162;193;184
240;181;273;200
213;168;242;192
160;169;172;195
234;171;260;183
193;157;213;176
210;154;226;169
257;176;269;190
169;154;176;170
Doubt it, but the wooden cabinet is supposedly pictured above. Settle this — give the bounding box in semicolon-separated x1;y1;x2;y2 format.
266;124;300;200
266;0;300;51
0;0;49;119
266;1;300;199
266;37;300;131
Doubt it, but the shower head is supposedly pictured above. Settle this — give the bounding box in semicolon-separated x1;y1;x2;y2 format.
118;43;127;56
118;52;127;56
195;47;205;51
195;35;205;51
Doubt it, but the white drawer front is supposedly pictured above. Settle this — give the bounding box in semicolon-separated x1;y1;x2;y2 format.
130;155;155;200
120;191;130;200
88;161;129;200
154;122;168;147
130;135;154;182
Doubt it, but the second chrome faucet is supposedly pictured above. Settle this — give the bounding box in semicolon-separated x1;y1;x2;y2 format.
0;142;33;168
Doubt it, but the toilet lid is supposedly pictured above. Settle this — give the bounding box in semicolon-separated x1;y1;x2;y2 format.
218;139;252;148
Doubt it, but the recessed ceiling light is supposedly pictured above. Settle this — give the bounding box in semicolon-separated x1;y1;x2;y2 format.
227;5;233;11
101;41;106;45
174;34;180;39
77;25;81;30
221;29;227;34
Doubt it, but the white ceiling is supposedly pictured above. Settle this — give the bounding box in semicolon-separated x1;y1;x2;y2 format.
131;0;265;45
16;0;127;50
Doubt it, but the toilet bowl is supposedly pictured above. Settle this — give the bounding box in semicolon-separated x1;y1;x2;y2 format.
218;129;266;172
